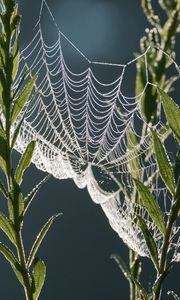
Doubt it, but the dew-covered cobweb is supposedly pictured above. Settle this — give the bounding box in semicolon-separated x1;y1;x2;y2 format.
1;0;179;260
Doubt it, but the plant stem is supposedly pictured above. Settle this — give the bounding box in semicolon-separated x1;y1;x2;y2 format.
129;250;136;300
129;250;141;300
15;231;32;300
153;197;179;300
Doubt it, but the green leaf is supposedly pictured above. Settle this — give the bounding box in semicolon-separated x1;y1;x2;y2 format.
15;140;36;185
168;291;180;300
31;258;46;300
127;127;140;180
9;178;24;228
158;88;180;144
134;179;165;234
174;150;180;185
11;116;25;150
12;33;20;81
0;128;7;174
0;212;16;245
0;178;8;198
27;213;62;267
141;0;161;28
140;84;158;124
111;254;148;300
138;216;159;271
153;263;173;295
24;175;50;215
11;75;37;124
12;69;30;100
0;242;24;286
136;55;146;96
151;129;175;195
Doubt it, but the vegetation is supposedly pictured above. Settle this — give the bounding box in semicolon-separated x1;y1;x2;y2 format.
0;1;61;299
0;0;179;299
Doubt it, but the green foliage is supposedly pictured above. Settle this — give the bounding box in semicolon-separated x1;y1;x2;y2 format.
27;214;62;268
15;140;36;185
11;75;37;124
158;88;180;144
0;242;24;286
31;258;46;300
0;129;7;174
0;1;61;299
134;179;165;234
24;175;51;214
168;291;180;300
138;217;159;271
127;127;140;179
0;212;16;244
111;254;149;300
151;129;175;195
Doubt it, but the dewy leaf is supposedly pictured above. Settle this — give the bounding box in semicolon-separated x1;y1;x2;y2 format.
167;290;180;300
0;177;8;198
153;263;173;295
141;0;161;28
134;179;165;234
138;216;159;271
127;127;140;180
111;254;149;300
24;175;51;215
15;140;36;185
151;130;175;195
136;55;146;96
174;150;180;185
11;116;25;150
12;33;20;81
10;178;24;227
27;213;62;267
158;88;180;144
140;84;158;124
31;258;46;300
11;75;37;124
0;242;24;286
0;128;7;174
0;212;16;245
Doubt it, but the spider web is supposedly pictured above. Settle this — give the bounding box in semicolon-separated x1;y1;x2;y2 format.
1;0;180;259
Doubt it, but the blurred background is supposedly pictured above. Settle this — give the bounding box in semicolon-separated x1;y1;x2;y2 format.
0;0;179;299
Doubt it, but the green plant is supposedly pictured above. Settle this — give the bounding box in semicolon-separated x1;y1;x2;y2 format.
0;1;61;299
112;1;180;299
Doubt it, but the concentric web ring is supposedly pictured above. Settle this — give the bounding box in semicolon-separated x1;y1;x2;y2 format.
1;0;180;259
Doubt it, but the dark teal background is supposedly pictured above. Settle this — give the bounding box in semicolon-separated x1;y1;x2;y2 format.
0;1;179;299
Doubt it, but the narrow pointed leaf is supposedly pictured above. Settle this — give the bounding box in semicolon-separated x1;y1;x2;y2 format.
167;291;180;300
11;116;25;150
0;129;7;174
15;141;36;185
158;88;180;144
153;263;173;295
138;216;159;271
9;178;24;227
111;254;148;300
31;258;46;300
174;150;180;185
134;179;165;234
12;34;20;81
24;175;50;215
127;127;140;180
0;212;16;245
0;178;8;198
0;242;24;286
27;213;62;267
11;75;37;124
151;130;175;195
